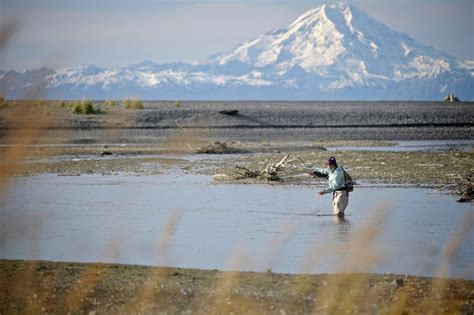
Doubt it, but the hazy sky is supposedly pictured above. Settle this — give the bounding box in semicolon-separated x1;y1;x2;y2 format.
1;0;473;71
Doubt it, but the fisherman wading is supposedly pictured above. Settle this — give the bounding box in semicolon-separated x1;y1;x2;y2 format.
308;156;351;217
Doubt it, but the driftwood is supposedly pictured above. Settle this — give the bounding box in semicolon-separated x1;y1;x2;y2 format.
197;141;249;154
197;141;229;154
234;166;261;179
457;181;473;203
234;153;304;182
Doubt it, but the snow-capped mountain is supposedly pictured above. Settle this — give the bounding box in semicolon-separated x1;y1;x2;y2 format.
1;2;473;100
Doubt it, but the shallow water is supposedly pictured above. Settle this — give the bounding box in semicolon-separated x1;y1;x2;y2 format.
0;173;472;279
327;139;474;152
22;152;239;163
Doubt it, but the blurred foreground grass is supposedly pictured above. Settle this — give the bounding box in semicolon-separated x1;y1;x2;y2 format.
1;260;473;314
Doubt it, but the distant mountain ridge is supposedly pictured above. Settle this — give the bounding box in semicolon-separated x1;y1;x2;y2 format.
1;2;473;100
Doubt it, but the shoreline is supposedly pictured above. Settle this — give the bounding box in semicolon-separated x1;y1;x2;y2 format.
2;258;472;280
1;259;473;314
2;145;472;198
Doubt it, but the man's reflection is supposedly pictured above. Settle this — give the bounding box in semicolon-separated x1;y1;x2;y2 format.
333;215;351;241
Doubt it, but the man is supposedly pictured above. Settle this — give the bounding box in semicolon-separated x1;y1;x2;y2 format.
308;156;349;217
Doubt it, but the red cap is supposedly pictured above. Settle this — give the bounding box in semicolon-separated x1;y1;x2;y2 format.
325;156;337;165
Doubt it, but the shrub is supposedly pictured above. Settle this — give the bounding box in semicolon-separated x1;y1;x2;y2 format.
123;99;132;109
175;101;181;108
0;98;17;109
72;103;83;114
123;98;143;110
132;99;143;109
72;99;100;114
0;95;7;109
103;100;117;107
81;99;95;114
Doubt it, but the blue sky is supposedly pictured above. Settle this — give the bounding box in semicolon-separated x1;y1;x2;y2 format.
1;0;473;70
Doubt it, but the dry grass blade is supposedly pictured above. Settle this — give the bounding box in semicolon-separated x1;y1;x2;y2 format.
0;18;20;50
262;220;300;270
198;250;250;314
124;209;183;313
309;205;388;314
0;20;56;314
436;211;474;279
10;215;42;315
0;104;50;199
154;209;184;265
420;211;474;313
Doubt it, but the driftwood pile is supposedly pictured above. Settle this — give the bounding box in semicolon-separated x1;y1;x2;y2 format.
234;153;303;182
197;141;232;154
456;174;473;203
